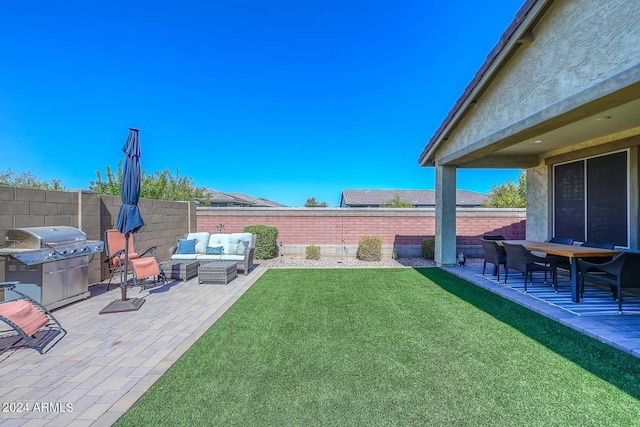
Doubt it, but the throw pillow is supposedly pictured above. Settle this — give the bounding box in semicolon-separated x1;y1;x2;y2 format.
206;246;223;255
176;239;196;254
236;240;248;255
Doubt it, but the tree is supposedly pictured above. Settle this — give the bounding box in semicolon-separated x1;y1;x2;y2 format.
380;194;414;208
483;170;527;208
0;168;66;191
89;162;123;196
90;161;208;201
305;197;328;207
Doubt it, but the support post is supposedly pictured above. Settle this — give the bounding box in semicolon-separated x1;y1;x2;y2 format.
435;165;457;266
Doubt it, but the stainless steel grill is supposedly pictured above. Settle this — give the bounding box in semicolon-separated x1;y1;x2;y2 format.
0;226;104;309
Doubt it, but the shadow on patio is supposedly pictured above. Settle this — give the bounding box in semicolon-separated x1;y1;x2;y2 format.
439;263;640;358
416;267;640;401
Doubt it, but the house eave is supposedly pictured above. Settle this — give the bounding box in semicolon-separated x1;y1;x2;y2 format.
418;0;553;167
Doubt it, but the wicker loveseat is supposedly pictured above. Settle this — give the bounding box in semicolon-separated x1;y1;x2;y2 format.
168;232;256;275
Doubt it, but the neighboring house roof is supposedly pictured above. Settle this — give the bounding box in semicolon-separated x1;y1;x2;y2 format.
226;192;288;207
203;189;287;207
341;190;488;207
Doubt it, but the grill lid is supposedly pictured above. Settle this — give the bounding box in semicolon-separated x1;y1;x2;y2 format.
5;226;87;248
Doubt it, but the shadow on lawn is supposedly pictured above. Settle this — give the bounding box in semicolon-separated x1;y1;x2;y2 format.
414;267;640;401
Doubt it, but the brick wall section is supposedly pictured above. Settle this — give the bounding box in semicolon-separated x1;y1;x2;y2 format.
0;185;195;287
196;207;526;256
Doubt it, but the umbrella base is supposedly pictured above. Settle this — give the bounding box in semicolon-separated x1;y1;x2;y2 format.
99;298;146;314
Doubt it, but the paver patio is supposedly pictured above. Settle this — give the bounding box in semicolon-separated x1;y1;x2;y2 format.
2;261;640;426
0;266;267;427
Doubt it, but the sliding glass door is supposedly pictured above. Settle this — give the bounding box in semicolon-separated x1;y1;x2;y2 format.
553;150;628;247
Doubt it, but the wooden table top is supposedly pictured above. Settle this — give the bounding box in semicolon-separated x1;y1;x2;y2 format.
499;240;621;258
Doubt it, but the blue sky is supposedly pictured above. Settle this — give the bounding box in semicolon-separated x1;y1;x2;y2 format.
0;0;524;207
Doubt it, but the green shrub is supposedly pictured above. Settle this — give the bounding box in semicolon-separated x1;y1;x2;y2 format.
357;236;382;261
243;225;279;259
422;237;435;260
305;245;321;260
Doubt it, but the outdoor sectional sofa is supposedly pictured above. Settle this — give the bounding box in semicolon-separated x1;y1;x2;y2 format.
168;232;256;275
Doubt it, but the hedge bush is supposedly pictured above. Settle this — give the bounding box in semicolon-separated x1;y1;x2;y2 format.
305;245;321;260
422;237;435;260
243;225;279;259
357;236;382;261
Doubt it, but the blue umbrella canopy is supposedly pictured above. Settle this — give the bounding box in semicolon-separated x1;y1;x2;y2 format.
115;128;144;302
116;128;144;235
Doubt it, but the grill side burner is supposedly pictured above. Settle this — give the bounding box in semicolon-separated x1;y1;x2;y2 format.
0;226;104;310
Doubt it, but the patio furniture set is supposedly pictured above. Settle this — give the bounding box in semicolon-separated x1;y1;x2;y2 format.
104;229;257;287
160;259;238;284
165;231;257;284
480;235;640;313
0;230;255;355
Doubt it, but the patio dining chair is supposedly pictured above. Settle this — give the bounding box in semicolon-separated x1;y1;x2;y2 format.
104;229;165;290
480;239;507;281
0;281;66;355
545;237;575;272
580;241;615;265
482;234;505;241
578;252;640;314
503;242;557;293
548;237;574;245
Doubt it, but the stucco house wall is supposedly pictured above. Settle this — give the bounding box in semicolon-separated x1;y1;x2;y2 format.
421;0;640;264
438;0;640;161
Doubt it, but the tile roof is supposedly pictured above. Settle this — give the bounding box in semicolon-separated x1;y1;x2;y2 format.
226;192;288;207
203;189;287;207
341;189;488;207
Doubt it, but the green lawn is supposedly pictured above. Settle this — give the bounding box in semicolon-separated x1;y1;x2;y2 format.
116;268;640;426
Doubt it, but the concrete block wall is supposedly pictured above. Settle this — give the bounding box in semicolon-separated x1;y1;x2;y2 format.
0;185;194;289
197;207;526;259
97;195;195;281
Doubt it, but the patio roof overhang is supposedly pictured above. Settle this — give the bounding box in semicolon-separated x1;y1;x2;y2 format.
432;69;640;168
418;0;640;169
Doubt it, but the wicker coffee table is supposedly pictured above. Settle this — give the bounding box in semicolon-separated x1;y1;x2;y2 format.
198;261;238;284
160;260;200;281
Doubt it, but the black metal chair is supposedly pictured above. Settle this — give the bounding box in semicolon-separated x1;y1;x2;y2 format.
483;235;505;241
578;252;640;314
480;239;507;281
549;237;574;245
581;241;615;265
503;242;557;293
545;237;574;272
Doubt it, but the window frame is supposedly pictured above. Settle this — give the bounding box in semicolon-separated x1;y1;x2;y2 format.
552;149;630;248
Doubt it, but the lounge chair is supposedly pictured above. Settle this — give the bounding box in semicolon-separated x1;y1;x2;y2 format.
0;281;66;355
104;229;165;290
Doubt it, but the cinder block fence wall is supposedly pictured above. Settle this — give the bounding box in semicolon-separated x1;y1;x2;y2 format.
0;186;196;286
197;207;526;259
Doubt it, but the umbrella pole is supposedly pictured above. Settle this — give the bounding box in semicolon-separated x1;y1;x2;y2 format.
100;230;145;314
122;233;130;301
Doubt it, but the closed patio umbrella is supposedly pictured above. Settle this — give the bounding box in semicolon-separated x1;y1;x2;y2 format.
100;128;146;314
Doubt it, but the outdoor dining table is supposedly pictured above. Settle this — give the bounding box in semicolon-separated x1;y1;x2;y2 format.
499;240;621;303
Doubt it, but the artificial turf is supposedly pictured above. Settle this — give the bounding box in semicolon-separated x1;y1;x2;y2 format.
116;268;640;426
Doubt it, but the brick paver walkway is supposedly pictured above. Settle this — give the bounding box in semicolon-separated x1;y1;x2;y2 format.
0;266;267;426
